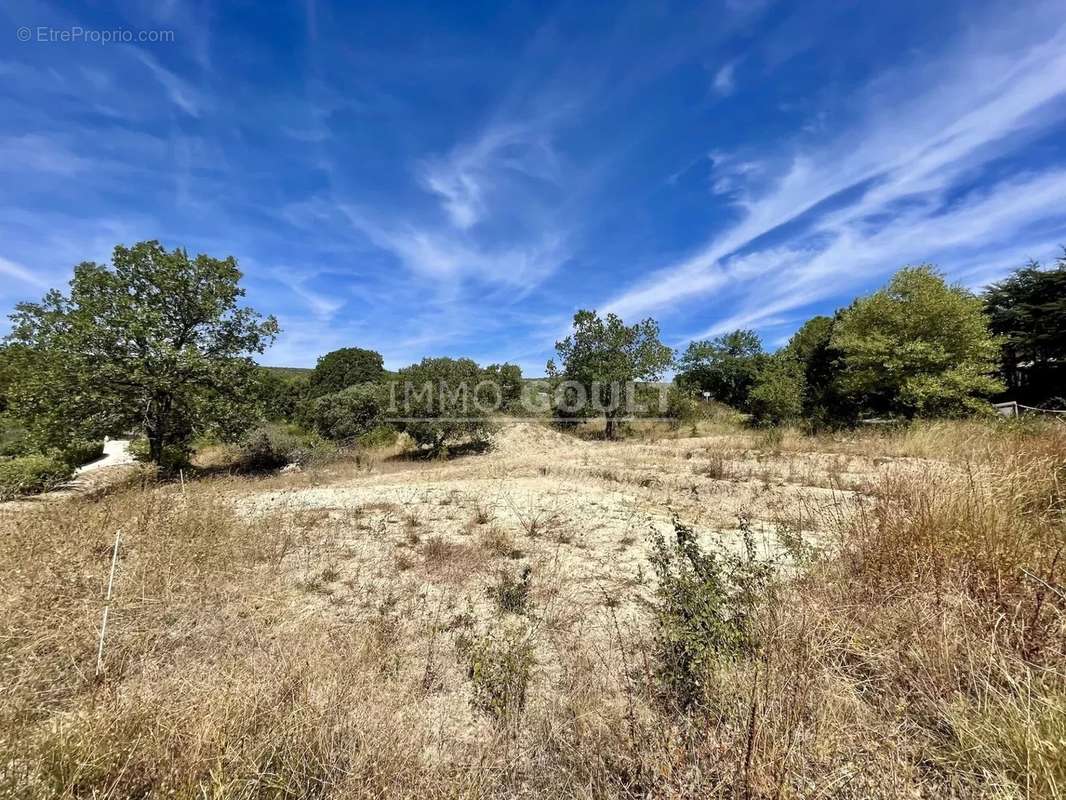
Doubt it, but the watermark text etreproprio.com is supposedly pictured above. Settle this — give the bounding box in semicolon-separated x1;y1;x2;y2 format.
17;26;175;44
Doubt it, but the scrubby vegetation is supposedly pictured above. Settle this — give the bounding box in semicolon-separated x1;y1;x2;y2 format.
0;241;1064;795
1;418;1062;798
0;453;72;499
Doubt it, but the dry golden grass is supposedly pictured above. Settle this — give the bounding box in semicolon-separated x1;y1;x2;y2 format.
1;418;1063;798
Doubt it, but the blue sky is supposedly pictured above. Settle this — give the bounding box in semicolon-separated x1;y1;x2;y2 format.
2;0;1066;373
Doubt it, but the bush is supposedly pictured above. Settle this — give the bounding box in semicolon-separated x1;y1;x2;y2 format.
394;358;492;454
488;566;532;614
748;354;805;427
358;424;397;448
462;624;535;726
308;347;385;398
0;424;32;458
255;369;308;421
662;386;700;428
649;516;775;711
235;426;326;472
59;438;104;468
480;363;523;412
305;383;387;442
129;438;189;473
0;455;72;499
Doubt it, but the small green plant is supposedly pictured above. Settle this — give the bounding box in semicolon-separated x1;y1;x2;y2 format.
648;515;775;711
489;565;532;614
464;624;535;726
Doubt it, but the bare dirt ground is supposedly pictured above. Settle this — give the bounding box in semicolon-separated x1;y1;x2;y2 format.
235;421;907;565
215;421;919;744
4;419;1060;797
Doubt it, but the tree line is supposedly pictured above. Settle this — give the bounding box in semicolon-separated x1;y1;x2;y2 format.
0;241;1063;480
676;257;1065;427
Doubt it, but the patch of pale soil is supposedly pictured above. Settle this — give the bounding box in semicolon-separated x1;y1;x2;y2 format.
489;421;590;456
231;421;890;638
213;420;950;755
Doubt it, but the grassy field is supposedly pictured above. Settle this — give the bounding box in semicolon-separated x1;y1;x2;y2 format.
1;418;1063;798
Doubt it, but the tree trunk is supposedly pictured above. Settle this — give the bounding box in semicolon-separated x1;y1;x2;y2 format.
605;414;620;440
148;432;164;464
146;394;172;465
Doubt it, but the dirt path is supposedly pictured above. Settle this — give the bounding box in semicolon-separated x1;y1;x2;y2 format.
75;438;135;475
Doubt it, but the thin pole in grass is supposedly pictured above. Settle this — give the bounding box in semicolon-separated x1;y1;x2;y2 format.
179;468;185;493
95;529;121;677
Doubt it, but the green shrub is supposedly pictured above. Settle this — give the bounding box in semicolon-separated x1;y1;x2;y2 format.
358;424;398;448
235;426;326;472
0;428;32;458
648;516;775;711
462;624;535;726
480;363;524;412
128;437;149;461
128;438;189;473
305;383;387;442
308;347;385;398
59;438;104;467
663;386;700;428
394;358;492;454
748;354;805;427
0;455;73;499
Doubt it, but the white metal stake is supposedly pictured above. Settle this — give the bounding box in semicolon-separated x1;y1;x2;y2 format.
95;530;121;677
179;468;186;493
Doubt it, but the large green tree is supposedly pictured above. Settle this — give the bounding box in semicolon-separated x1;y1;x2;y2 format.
748;353;805;426
481;362;523;411
0;344;14;415
4;241;278;463
983;253;1066;405
675;330;765;409
394;357;491;454
831;266;1002;418
781;315;854;426
308;347;385;397
548;310;674;439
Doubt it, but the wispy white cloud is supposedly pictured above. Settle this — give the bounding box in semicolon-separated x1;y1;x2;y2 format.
134;50;202;117
712;60;737;96
0;134;90;176
689;167;1066;340
340;204;568;293
603;20;1066;324
0;255;48;289
266;268;346;321
419;121;562;230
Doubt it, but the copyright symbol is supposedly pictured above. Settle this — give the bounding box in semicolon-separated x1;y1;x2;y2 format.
17;26;31;42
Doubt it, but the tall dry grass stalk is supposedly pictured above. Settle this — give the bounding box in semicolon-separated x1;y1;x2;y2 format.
0;419;1062;798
